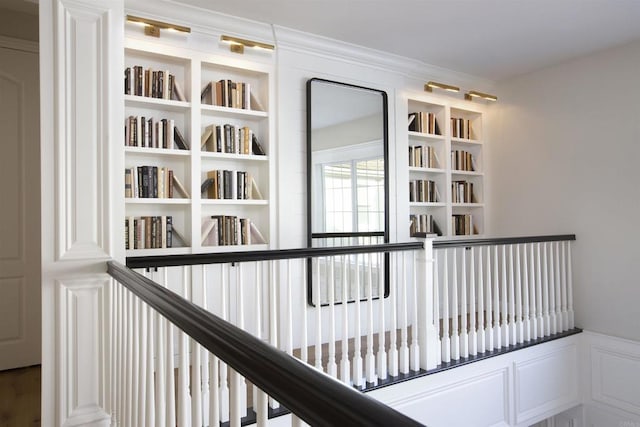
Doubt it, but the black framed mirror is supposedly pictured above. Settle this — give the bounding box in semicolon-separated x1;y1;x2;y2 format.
306;78;389;305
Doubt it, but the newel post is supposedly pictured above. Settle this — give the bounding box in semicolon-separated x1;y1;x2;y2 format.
417;237;440;370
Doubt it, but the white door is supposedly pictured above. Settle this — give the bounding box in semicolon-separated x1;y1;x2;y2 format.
0;42;41;370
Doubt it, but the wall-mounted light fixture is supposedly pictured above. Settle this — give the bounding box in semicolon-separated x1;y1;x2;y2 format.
220;35;275;54
126;15;191;38
424;81;460;93
464;90;498;102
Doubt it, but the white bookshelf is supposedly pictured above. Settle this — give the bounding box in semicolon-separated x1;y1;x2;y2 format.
406;96;486;237
123;34;274;256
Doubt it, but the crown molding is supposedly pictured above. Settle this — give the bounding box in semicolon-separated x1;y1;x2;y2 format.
0;35;38;53
272;25;495;91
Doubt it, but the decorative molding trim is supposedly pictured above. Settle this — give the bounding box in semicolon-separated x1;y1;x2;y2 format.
514;344;579;424
0;35;38;53
57;275;110;426
54;0;115;261
591;345;640;416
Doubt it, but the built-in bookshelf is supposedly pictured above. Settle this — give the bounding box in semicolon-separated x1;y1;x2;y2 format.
406;98;485;237
124;36;273;256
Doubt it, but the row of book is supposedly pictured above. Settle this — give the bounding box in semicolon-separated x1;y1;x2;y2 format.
409;145;439;168
451;150;476;172
409;111;441;135
451;181;476;204
409;179;440;203
201;216;266;246
409;214;441;236
125;116;189;150
201;79;257;110
124;66;186;101
125;166;189;199
203;170;263;200
201;124;266;155
452;214;476;236
451;118;475;139
125;216;176;250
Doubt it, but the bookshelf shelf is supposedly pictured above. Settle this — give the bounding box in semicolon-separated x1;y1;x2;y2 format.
201;199;268;206
125;94;191;111
200;152;269;162
409;167;446;174
406;96;486;237
201;104;268;120
123;34;274;254
125;147;191;157
125;198;191;205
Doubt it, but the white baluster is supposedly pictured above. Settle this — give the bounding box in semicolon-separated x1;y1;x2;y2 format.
285;260;293;356
229;368;241;427
341;255;351;384
535;243;544;339
301;260;308;364
314;258;323;372
366;253;378;383
254;261;268;425
469;247;478;356
201;266;210;424
567;241;575;329
542;243;551;336
327;257;338;378
485;246;494;351
515;245;524;344
388;252;399;377
493;246;502;349
255;385;268;426
410;250;421;371
560;242;569;331
399;252;410;373
178;267;191;427
522;244;532;342
477;247;486;353
126;286;133;426
132;293;140;426
164;268;176;427
460;248;469;358
433;250;442;360
209;355;220;427
548;243;558;335
154;299;166;426
236;266;248;418
146;303;155;427
268;259;280;410
451;248;460;360
501;245;510;347
508;245;516;344
555;242;564;332
352;254;364;387
441;249;451;363
137;298;146;427
219;265;230;423
378;252;388;379
116;282;123;423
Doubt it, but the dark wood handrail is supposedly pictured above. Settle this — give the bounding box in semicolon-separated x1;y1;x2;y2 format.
107;260;424;427
432;234;576;249
126;241;424;269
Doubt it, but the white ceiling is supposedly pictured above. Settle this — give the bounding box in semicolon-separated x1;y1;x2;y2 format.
174;0;640;81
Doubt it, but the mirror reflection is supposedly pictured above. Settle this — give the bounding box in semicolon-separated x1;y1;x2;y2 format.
306;78;389;305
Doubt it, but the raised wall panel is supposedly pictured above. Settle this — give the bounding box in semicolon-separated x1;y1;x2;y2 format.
592;346;640;416
514;344;579;424
57;276;109;425
385;369;510;427
55;0;114;261
0;73;23;263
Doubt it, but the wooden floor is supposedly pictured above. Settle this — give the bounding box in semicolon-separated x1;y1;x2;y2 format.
0;365;41;427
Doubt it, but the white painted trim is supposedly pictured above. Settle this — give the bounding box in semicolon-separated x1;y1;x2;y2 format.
0;35;38;53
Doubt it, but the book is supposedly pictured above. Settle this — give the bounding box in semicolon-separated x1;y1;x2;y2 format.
174;127;189;150
172;78;186;102
172;175;190;198
252;134;266;155
249;222;266;244
249;91;264;111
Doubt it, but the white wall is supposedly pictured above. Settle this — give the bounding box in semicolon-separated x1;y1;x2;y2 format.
487;39;640;342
